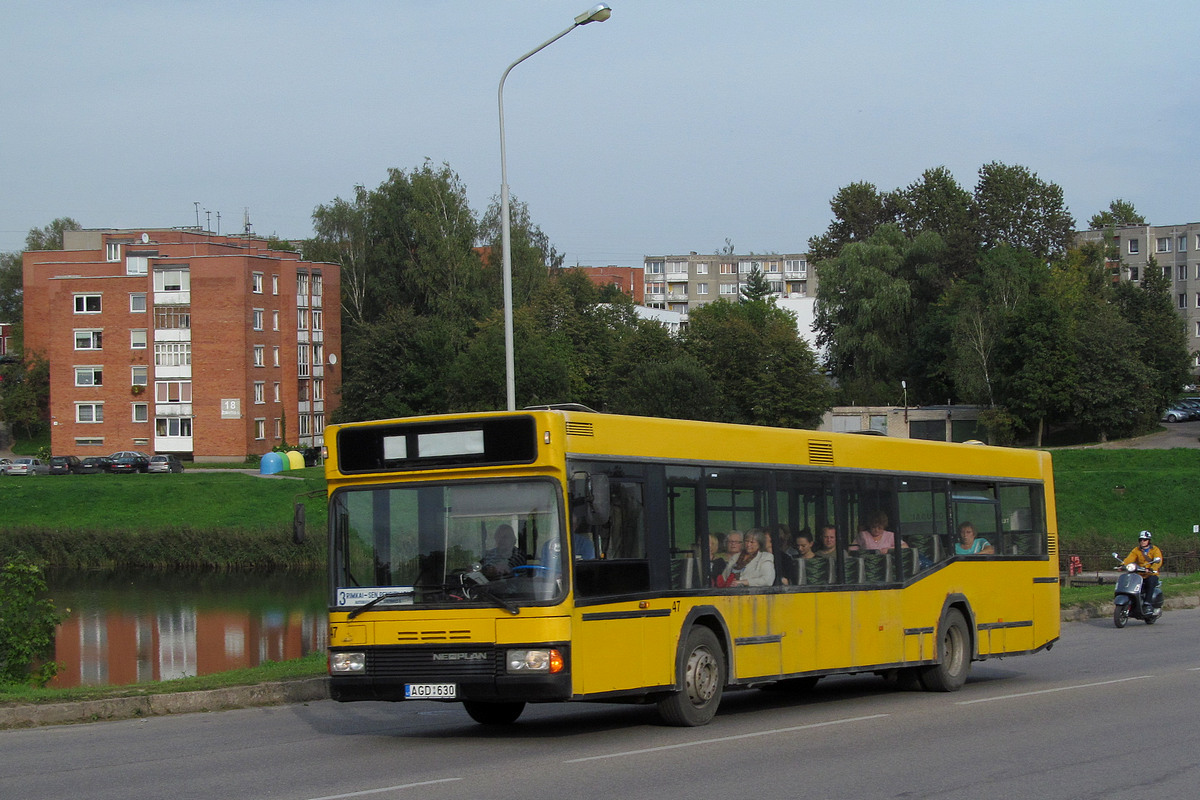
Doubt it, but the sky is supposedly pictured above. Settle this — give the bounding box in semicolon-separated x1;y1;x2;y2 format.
4;1;1199;266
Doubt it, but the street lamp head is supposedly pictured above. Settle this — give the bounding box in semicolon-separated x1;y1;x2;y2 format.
575;3;612;25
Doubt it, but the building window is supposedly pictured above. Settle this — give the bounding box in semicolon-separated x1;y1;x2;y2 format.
646;282;664;295
1157;237;1172;253
720;263;736;275
1129;266;1140;281
273;382;281;402
254;345;265;367
1195;293;1200;309
313;378;323;401
252;309;264;330
133;403;149;423
154;342;191;367
297;309;309;330
1179;265;1188;281
298;345;310;377
156;417;193;437
314;412;325;434
298;414;311;437
272;275;279;295
765;261;780;273
666;260;688;275
252;273;264;293
313;343;324;365
272;310;279;331
311;309;323;331
126;256;148;276
312;272;322;303
1180;236;1187;252
254;419;266;440
274;418;282;439
1179;294;1187;309
697;282;709;295
131;329;147;349
254;382;265;404
645;260;664;274
695;263;709;275
75;330;103;350
76;403;104;423
74;294;102;314
786;259;807;276
106;242;121;262
130;293;147;313
273;346;280;367
720;283;738;295
1128;239;1140;255
75;366;103;387
155;381;192;402
132;366;148;386
154;305;190;330
75;437;105;447
154;268;190;292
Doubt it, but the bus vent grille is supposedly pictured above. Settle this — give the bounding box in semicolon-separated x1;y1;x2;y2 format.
1047;537;1058;556
808;440;835;465
566;422;595;436
394;629;474;643
368;645;500;679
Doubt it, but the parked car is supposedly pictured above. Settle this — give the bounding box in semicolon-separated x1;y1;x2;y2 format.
48;455;85;475
108;453;151;474
1162;404;1193;423
1176;398;1200;419
147;454;184;474
79;456;114;474
7;457;50;476
0;457;12;475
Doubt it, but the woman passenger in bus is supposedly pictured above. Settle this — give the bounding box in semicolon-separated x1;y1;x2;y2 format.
790;530;816;560
854;511;908;555
765;526;792;585
707;533;727;581
954;522;995;555
720;529;776;587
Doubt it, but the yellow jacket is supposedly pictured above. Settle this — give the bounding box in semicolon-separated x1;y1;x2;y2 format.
1123;544;1163;574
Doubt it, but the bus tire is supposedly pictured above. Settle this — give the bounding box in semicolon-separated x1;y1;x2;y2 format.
919;609;970;692
657;626;725;727
462;700;525;725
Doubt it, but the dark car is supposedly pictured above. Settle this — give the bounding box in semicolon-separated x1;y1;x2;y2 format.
79;456;114;474
48;455;85;475
109;453;151;474
147;454;184;474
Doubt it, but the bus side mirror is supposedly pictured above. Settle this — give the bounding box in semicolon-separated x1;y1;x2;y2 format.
293;502;306;544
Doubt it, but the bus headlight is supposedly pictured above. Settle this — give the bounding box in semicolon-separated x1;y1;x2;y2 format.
330;651;366;673
507;649;565;674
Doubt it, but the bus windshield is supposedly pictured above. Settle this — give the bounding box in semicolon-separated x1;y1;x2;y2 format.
330;479;566;610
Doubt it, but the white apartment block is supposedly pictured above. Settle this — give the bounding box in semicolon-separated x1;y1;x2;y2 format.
1075;223;1200;375
643;253;814;316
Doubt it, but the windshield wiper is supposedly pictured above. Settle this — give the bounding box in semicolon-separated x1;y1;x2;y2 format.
346;591;414;619
468;583;520;616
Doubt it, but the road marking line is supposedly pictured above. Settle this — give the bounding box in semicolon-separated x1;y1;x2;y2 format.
304;778;463;799
956;675;1153;705
563;714;888;763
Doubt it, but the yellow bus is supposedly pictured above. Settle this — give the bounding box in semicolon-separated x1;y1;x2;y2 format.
324;407;1059;726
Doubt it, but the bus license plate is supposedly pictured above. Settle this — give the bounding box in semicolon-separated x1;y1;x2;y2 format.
405;683;457;699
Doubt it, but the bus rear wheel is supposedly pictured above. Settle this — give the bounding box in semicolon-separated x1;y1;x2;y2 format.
657;626;725;727
463;700;525;725
919;609;970;692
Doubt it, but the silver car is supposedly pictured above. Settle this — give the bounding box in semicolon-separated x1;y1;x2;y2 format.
7;457;50;476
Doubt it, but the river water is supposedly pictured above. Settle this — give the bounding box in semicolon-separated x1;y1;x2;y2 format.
46;570;328;689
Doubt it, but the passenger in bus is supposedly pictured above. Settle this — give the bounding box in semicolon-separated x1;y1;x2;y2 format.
480;523;526;579
764;527;792;585
717;530;744;567
814;525;838;557
720;529;776;587
954;522;995;555
707;533;727;580
854;511;908;555
789;530;816;560
569;501;598;559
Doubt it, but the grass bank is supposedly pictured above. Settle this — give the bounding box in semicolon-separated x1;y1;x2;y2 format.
0;469;327;569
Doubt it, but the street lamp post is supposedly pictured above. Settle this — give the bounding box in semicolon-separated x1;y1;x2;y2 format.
498;4;611;411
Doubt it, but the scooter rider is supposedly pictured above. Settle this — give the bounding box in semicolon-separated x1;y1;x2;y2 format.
1123;530;1163;610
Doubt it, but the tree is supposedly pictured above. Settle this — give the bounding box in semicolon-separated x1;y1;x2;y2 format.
607;320;721;419
974;162;1074;258
307;187;371;328
0;217;82;327
24;217;81;251
480;195;563;310
807;181;897;264
1112;258;1191;411
1088;199;1146;231
739;266;774;302
0;555;65;687
892;166;977;283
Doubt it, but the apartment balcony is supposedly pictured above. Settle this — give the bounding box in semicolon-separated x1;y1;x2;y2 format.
645;291;666;303
154;403;193;417
784;270;808;279
667;292;689;301
296;293;309;308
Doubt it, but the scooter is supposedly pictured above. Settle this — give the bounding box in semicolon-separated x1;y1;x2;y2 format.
1111;553;1164;628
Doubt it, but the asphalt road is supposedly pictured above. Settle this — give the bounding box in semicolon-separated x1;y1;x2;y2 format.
4;607;1199;800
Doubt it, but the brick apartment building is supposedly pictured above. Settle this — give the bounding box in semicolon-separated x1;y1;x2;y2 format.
23;228;340;461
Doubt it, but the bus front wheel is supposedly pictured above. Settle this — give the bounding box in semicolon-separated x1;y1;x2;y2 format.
463;700;525;725
919;609;970;692
657;626;725;727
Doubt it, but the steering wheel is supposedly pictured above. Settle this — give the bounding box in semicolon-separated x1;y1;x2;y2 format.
512;565;548;576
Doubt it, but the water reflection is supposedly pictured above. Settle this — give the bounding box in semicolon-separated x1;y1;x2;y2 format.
47;570;328;689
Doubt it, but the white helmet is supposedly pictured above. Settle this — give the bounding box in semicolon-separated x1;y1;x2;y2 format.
1138;530;1152;542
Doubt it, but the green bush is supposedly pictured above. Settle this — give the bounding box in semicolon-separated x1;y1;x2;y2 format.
0;555;66;687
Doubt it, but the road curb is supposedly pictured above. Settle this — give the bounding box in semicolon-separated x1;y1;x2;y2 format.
0;677;329;730
1060;592;1200;622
